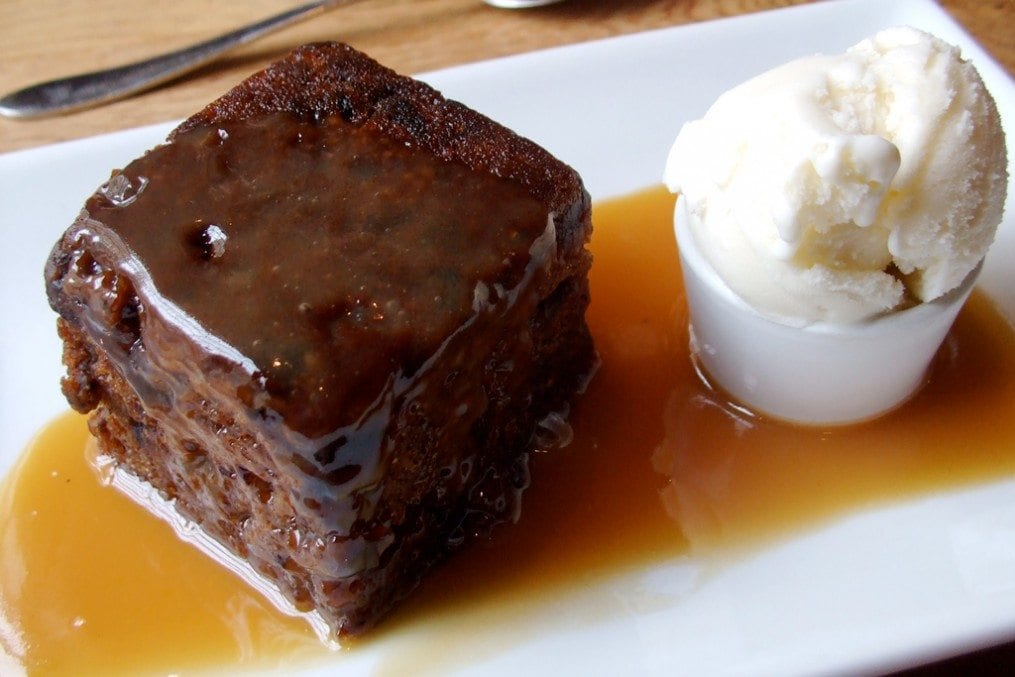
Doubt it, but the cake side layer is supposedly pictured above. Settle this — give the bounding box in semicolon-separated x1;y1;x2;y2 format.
55;268;593;634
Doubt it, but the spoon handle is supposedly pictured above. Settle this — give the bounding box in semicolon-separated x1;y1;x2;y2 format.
0;0;349;119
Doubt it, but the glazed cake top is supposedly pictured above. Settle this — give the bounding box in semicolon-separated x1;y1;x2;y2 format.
47;43;590;441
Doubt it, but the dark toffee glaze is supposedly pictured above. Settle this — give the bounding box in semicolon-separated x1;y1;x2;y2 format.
59;113;552;438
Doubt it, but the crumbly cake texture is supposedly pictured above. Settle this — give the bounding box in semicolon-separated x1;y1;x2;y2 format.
46;42;595;637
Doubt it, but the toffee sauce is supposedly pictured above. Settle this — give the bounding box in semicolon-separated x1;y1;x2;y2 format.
3;186;1015;675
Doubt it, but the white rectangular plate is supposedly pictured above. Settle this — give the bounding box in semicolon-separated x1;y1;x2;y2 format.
2;0;1013;674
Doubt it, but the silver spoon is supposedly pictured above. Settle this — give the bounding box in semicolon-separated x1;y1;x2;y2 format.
0;0;565;120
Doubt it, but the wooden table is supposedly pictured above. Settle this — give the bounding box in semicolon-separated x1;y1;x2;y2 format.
2;0;1014;673
0;0;1012;153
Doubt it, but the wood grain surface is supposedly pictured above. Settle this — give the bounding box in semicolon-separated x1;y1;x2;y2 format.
0;0;1011;154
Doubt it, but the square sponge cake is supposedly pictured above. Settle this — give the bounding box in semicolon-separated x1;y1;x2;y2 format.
45;42;596;638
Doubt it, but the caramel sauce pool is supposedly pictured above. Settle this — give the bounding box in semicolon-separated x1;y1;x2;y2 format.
3;186;1015;674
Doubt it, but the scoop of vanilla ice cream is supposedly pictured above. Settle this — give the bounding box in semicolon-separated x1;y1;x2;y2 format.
664;26;1008;324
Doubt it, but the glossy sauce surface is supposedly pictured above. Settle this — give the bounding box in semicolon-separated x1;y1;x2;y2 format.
0;413;330;676
4;186;1015;674
51;113;552;438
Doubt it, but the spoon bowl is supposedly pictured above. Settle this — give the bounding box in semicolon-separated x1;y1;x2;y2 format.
483;0;566;7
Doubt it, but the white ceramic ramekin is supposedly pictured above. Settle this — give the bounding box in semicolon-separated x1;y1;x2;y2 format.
674;197;981;426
